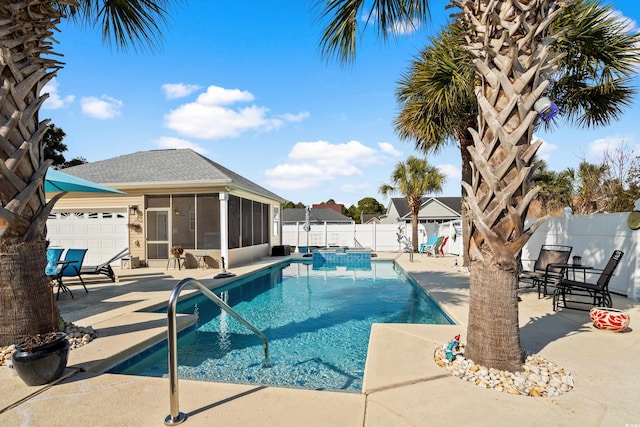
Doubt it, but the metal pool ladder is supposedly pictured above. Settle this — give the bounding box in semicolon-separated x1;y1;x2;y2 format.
164;277;270;425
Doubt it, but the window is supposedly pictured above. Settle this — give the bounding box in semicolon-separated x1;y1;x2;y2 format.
197;194;220;249
172;195;195;249
242;198;253;247
228;195;241;249
272;206;279;236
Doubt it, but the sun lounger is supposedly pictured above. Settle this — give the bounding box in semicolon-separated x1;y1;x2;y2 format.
80;248;130;282
553;250;624;311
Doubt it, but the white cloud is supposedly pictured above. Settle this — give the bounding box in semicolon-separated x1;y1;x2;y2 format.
611;10;638;34
391;19;421;35
378;142;402;157
264;140;397;191
534;135;558;162
361;10;421;35
197;86;254;105
155;136;208;154
437;163;461;183
280;112;310;122
162;83;201;99
41;79;74;109
164;85;307;140
588;136;637;160
80;95;122;119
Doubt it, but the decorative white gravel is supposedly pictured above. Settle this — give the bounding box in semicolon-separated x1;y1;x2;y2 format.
434;343;574;397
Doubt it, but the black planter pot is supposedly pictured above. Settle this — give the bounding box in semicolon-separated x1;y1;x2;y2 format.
13;333;70;386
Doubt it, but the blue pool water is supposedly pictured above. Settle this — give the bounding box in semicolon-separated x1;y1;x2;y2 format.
111;260;453;392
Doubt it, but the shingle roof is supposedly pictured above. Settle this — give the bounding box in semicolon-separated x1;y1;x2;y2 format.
391;196;461;219
61;149;285;202
282;208;353;223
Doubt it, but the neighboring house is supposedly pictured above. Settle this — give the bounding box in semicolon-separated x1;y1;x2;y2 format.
380;197;461;225
312;203;344;214
46;149;286;268
361;214;381;224
282;207;353;225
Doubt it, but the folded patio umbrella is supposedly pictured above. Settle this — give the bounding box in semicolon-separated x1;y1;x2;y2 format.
45;169;125;194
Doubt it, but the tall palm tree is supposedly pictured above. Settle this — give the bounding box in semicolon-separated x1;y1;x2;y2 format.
379;156;445;252
396;0;640;265
395;21;476;266
316;0;574;371
0;1;175;346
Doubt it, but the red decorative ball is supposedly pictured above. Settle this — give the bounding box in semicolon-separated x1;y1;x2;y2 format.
589;307;630;332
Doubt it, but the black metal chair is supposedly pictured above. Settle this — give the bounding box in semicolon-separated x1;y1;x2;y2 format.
553;250;624;311
519;244;572;297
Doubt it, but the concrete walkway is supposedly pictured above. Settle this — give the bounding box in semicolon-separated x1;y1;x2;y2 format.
1;253;639;426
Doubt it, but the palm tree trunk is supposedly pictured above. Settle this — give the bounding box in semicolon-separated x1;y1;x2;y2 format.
0;2;65;346
467;261;521;365
459;131;473;268
458;0;565;371
0;240;57;344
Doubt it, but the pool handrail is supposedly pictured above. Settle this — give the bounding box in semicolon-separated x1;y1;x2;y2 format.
165;277;270;425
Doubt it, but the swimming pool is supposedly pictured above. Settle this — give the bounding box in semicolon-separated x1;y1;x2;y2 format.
111;260;453;392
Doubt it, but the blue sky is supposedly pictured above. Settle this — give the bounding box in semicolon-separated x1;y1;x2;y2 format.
43;0;640;208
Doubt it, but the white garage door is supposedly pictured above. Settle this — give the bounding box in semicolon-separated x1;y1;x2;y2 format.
47;209;128;266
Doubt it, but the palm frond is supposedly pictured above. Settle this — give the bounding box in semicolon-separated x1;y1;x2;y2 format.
62;0;177;52
315;0;430;64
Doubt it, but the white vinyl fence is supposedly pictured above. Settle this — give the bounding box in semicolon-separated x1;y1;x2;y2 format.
282;220;462;255
524;212;640;300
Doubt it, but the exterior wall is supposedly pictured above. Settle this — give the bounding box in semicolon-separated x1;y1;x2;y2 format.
49;192;146;264
524;212;639;300
418;200;460;220
227;244;270;266
49;185;283;268
380;203;402;224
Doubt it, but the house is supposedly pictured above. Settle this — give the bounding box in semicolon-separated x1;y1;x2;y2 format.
46;149;286;268
282;207;353;225
361;214;381;224
380;197;461;225
311;203;344;214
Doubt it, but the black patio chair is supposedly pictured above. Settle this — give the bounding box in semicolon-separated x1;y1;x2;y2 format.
519;244;572;297
552;250;624;311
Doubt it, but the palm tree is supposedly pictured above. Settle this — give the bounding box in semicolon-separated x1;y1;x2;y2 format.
531;162;574;216
395;21;476;266
315;0;581;371
395;0;640;266
379;156;445;252
573;161;609;214
0;1;175;346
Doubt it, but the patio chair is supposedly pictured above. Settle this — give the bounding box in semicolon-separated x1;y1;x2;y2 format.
425;236;450;257
80;248;130;282
553;250;624;311
419;235;438;255
55;248;88;299
519;244;572;297
438;236;450;257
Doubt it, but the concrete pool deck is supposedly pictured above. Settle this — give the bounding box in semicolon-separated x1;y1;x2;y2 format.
1;253;640;426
